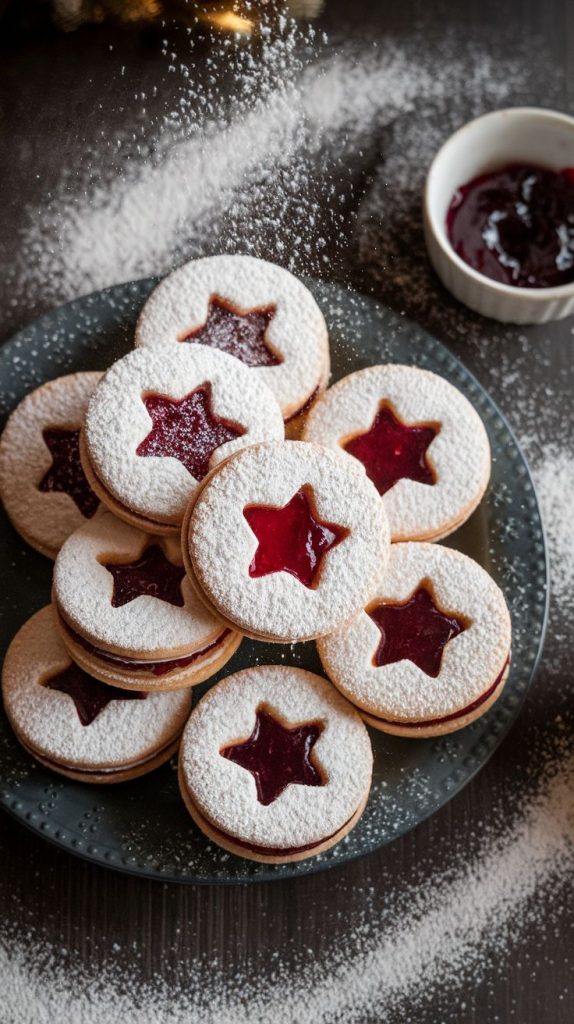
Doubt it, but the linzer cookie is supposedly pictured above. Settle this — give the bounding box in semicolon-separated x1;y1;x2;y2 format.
0;372;102;558
135;254;330;429
53;510;240;691
178;665;373;863
183;440;391;643
81;345;284;533
302;364;491;542
2;606;192;783
317;542;511;738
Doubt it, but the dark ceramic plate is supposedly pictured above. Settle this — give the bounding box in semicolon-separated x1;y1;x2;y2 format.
0;279;548;884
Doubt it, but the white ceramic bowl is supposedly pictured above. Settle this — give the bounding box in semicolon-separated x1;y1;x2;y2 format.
424;108;574;324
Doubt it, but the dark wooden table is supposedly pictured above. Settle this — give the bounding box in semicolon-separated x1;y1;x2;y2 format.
1;2;572;1021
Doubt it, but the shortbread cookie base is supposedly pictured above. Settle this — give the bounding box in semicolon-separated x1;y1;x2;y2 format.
58;614;241;692
360;662;510;738
0;371;103;557
19;732;180;784
79;433;178;534
178;764;368;863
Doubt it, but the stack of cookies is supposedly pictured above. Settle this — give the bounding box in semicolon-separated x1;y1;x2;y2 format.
0;254;511;864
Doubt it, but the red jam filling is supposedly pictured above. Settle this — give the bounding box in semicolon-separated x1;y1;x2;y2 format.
192;799;354;857
369;585;467;677
221;707;324;806
45;664;146;726
447;164;574;288
244;486;348;588
136;382;245;480
372;658;509;729
62;619;230;677
39;428;99;518
102;545;186;609
181;296;282;368
343;405;438;497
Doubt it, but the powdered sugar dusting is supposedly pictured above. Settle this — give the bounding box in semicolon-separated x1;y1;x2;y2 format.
136;254;330;418
188;441;390;641
303;364;491;541
319;542;511;721
181;665;372;849
2;607;192;769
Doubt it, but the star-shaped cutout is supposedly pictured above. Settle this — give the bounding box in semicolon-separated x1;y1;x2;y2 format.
45;664;145;726
243;486;349;588
182;296;282;368
39;428;99;518
221;707;324;805
369;585;467;677
343;404;439;496
102;544;186;608
136;382;245;480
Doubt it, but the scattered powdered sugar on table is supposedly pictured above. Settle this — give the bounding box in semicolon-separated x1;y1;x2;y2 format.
13;26;531;313
0;732;572;1022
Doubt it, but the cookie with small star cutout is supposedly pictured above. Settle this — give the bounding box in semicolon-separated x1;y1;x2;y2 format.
183;440;391;643
0;372;103;559
317;542;511;738
178;665;373;863
2;606;193;783
80;345;284;533
53;510;240;691
134;254;330;431
302;364;491;542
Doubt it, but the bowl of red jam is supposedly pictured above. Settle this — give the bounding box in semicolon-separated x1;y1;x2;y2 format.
424;108;574;323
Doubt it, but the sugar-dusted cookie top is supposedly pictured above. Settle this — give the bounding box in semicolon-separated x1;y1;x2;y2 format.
0;372;102;558
303;364;491;542
135;255;330;421
184;440;391;642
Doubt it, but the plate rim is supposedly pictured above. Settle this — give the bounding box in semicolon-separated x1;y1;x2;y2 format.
0;276;549;885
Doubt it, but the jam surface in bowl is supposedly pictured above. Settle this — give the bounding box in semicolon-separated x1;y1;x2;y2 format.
446;163;574;288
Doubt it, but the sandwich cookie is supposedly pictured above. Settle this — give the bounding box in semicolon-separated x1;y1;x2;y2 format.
317;542;512;738
53;511;240;691
302;364;491;542
0;372;102;558
81;345;284;533
134;254;330;431
178;665;373;863
2;606;192;783
183;441;391;643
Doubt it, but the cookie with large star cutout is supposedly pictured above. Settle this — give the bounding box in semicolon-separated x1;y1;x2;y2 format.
318;542;511;738
183;440;391;643
178;665;373;863
80;345;284;533
0;372;103;559
302;364;491;542
53;511;241;691
134;254;330;433
2;606;193;783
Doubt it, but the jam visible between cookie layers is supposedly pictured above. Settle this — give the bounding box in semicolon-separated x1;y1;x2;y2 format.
343;405;438;496
369;658;509;729
39;428;100;518
62;618;231;677
447;164;574;288
181;296;282;368
368;585;467;677
45;664;146;726
244;486;349;588
102;544;186;608
136;382;246;480
187;795;356;857
221;707;324;805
